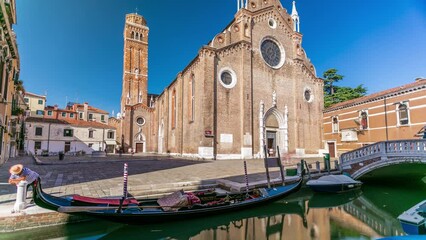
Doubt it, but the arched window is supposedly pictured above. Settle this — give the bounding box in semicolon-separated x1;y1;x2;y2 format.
360;111;368;130
131;31;134;39
135;32;139;40
189;74;195;122
332;116;339;133
129;47;132;71
397;103;409;126
138;49;141;70
172;89;176;129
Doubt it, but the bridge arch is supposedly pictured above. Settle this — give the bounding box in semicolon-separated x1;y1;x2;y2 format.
350;158;426;179
340;140;426;179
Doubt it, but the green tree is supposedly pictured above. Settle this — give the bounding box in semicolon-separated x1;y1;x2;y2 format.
323;68;343;95
323;69;367;108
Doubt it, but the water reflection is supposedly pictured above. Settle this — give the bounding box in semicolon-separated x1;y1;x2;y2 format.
4;180;426;240
99;188;365;240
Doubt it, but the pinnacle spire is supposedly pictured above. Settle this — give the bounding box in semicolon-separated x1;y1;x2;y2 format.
237;0;247;12
291;1;298;17
291;1;300;33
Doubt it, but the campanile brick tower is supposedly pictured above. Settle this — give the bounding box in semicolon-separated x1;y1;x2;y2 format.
120;13;149;114
119;13;151;152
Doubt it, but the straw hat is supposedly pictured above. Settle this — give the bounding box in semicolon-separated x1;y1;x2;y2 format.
9;164;23;175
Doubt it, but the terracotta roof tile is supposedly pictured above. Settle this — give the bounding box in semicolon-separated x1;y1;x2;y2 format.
64;119;115;129
25;117;69;125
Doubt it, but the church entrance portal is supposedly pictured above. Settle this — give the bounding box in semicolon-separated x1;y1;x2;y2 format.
265;113;279;156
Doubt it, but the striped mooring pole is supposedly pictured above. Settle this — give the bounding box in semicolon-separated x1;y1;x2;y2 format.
123;163;128;198
244;161;249;196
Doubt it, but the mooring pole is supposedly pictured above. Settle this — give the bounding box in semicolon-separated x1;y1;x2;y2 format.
123;163;128;198
117;163;128;214
243;161;249;197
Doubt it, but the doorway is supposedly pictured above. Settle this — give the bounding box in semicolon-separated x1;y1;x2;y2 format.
64;141;71;153
266;131;277;156
328;142;336;158
136;143;143;153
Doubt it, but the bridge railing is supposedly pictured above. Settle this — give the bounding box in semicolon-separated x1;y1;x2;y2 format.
340;139;426;167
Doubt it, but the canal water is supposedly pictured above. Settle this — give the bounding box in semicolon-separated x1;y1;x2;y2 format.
3;166;426;240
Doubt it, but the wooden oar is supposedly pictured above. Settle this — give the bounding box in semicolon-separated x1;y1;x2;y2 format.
0;183;11;185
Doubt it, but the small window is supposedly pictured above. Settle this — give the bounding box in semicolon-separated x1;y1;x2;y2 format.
360;111;368;130
101;115;105;121
136;117;145;126
36;110;44;115
268;18;277;29
38;100;43;105
47;110;52;116
35;127;43;136
397;103;410;126
79;112;83;119
219;68;237;89
304;87;313;103
89;130;94;138
332;116;339;133
221;72;232;85
24;98;29;103
61;112;66;117
70;113;74;118
34;141;42;150
107;131;114;139
64;129;73;137
88;113;93;120
88;143;93;148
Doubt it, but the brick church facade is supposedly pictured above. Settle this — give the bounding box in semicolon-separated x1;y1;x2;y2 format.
111;0;325;159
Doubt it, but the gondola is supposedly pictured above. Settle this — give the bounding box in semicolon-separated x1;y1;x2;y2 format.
32;176;303;224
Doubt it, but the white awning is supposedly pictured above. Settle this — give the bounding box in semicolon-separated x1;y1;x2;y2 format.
105;140;117;145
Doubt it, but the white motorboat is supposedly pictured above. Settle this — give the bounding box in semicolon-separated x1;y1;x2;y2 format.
398;200;426;235
306;174;362;193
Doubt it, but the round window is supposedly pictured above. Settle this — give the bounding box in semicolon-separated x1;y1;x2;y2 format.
219;68;237;89
221;72;232;85
304;88;314;103
136;117;145;126
268;18;277;29
260;38;284;69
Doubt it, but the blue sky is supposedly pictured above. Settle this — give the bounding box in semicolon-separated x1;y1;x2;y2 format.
15;0;426;115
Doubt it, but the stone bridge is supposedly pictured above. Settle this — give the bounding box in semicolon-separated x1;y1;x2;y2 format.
340;140;426;179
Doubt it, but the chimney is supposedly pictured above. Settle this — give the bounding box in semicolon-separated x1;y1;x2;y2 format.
83;102;88;121
415;77;425;82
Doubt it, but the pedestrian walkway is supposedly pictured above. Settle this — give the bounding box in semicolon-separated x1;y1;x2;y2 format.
0;153;327;231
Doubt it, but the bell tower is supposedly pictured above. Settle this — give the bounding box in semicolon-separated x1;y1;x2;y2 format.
121;13;149;113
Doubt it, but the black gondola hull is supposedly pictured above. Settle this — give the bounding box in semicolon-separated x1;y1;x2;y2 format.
32;178;302;224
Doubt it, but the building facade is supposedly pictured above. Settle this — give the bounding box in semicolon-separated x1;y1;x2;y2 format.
0;0;22;164
323;78;426;157
23;92;46;117
117;0;325;159
25;117;116;155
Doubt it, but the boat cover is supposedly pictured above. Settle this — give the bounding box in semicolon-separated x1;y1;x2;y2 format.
313;175;360;184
